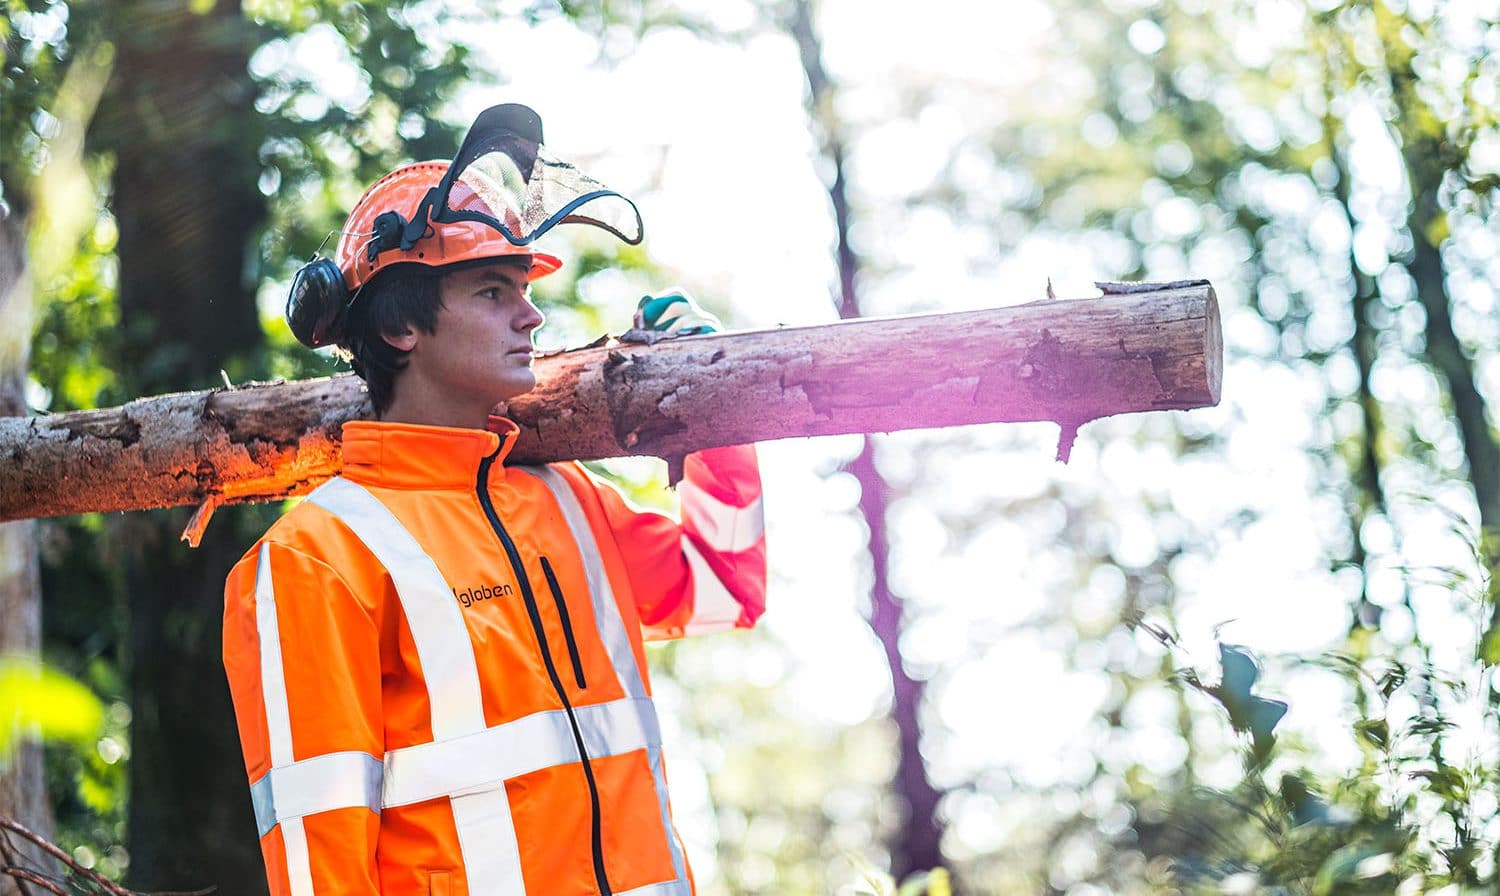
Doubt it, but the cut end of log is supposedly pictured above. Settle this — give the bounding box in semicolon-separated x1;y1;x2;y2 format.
1205;285;1223;406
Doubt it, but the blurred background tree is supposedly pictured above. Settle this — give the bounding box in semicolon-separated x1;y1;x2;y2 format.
3;0;1497;894
874;0;1498;890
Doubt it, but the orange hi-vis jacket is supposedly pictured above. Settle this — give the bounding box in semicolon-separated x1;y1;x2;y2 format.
222;418;766;896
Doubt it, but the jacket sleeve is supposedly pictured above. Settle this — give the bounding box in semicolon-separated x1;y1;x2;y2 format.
579;444;767;640
223;539;383;896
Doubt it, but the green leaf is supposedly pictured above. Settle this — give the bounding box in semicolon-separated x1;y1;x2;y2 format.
1247;696;1289;745
1206;644;1288;761
1313;843;1388;894
897;869;951;896
1354;718;1389;750
1280;773;1341;827
1479;619;1500;667
0;657;104;759
1410;766;1467;802
1220;643;1260;697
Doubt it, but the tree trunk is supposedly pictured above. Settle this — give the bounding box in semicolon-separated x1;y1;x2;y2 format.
788;0;945;880
1407;189;1498;532
0;288;1223;524
1328;117;1403;635
1381;14;1500;536
0;171;52;896
91;1;269;889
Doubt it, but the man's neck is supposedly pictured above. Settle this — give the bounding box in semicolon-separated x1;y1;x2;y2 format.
380;396;492;430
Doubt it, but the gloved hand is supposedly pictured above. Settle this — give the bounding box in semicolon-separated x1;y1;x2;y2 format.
634;290;722;337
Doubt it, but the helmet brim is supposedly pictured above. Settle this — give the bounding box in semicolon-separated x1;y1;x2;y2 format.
528;252;563;281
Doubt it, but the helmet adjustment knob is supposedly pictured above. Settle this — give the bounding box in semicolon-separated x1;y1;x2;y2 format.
368;210;409;263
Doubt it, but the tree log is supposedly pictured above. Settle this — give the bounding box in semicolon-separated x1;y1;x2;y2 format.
0;283;1221;524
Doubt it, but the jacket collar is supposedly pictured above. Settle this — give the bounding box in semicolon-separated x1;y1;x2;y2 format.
339;417;520;490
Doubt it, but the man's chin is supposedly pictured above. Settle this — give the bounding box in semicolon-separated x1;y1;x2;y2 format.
493;378;538;410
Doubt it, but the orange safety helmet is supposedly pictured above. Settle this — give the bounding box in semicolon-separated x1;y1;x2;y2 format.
287;103;642;349
336;160;563;291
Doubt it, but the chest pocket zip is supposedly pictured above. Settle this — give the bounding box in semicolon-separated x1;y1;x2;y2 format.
540;555;587;690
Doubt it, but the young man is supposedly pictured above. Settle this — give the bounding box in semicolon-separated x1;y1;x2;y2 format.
222;106;766;896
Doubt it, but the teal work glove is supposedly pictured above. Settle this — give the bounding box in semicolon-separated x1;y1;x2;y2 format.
635;290;722;337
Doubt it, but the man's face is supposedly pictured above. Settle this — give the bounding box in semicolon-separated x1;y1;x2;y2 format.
396;260;544;419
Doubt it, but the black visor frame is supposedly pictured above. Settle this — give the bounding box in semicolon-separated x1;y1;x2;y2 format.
398;103;644;250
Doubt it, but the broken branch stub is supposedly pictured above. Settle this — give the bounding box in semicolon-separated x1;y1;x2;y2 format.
0;283;1221;522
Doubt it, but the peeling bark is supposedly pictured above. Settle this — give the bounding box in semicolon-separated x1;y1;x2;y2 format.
0;288;1222;523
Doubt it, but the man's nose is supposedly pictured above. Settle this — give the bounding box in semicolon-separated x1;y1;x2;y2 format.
517;298;544;332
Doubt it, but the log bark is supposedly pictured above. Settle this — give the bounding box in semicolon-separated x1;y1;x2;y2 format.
0;283;1221;523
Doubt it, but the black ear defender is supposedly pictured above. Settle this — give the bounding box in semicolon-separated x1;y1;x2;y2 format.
287;211;410;349
285;256;351;349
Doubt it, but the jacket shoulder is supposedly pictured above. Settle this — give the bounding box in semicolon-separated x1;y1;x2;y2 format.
225;491;381;596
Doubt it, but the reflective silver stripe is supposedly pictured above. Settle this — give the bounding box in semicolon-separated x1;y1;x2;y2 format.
307;478;487;740
617;882;691;896
282;817;315;896
575;698;661;759
251;773;276;837
253;543;313;896
383;697;660;808
647;745;690;893
678;477;764;553
523;466;648;700
680;538;744;635
249;752;383;838
308;478;509;888
524;466;689;890
452;789;523;896
256;543;295;769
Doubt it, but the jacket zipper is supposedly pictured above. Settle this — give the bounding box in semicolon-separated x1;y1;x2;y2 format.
477;447;612;896
541;556;588;690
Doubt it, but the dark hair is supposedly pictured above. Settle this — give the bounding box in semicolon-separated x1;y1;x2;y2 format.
336;263;443;417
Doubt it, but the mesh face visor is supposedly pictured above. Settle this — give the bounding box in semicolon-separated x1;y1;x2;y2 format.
402;104;644;249
445;133;643;245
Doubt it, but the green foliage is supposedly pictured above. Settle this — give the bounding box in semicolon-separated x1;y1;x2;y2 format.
838;860;951;896
27;202;118;411
918;0;1500;890
0;657;103;759
1;0;70;212
1133;579;1499;892
9;0;1499;891
1478;530;1500;669
894;868;950;896
1189;644;1291;767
